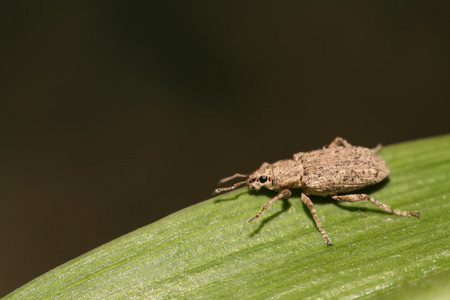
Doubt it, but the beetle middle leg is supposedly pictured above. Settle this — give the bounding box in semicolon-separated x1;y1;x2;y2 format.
249;189;291;223
332;194;420;217
301;193;332;246
328;137;352;148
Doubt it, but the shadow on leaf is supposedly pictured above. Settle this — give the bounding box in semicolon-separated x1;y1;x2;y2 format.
248;199;291;237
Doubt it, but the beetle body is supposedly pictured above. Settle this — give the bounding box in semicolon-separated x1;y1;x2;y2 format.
213;137;419;245
249;145;389;195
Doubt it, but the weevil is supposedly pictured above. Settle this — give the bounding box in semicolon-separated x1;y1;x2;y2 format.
213;137;419;245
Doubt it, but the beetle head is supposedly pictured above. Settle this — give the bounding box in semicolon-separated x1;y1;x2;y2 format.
213;164;275;195
248;166;274;191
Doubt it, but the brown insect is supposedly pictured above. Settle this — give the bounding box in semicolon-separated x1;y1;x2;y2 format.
213;137;419;245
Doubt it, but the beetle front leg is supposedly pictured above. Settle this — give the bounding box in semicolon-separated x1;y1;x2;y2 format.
249;189;291;223
218;173;249;185
332;194;420;217
301;193;332;246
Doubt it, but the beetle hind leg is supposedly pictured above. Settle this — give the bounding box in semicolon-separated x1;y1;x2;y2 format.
371;144;382;153
332;194;420;217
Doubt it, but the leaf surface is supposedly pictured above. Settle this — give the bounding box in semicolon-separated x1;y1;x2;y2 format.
6;135;450;299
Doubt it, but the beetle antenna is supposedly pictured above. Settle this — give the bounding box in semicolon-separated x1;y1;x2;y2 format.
213;180;248;195
218;173;249;185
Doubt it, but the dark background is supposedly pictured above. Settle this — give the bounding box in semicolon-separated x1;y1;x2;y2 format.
1;1;449;296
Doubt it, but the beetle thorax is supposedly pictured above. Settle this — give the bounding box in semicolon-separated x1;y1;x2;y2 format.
270;159;303;189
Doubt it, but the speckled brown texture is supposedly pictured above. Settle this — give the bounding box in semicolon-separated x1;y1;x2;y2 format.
298;145;390;195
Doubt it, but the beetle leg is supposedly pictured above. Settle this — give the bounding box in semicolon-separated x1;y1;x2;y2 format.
371;143;382;153
218;173;249;185
332;194;420;217
301;193;332;246
293;151;306;161
249;189;291;223
328;137;352;148
258;162;271;169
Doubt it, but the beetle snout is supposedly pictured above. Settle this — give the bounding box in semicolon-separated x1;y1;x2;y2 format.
248;181;262;191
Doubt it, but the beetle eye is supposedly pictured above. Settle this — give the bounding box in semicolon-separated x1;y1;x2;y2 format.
259;176;267;183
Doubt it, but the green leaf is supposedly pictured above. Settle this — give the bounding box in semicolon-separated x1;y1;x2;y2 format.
5;135;450;299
